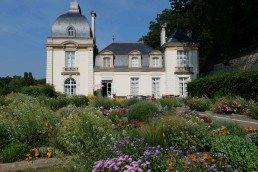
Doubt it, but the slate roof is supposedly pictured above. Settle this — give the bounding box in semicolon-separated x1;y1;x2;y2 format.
99;42;154;55
167;28;196;44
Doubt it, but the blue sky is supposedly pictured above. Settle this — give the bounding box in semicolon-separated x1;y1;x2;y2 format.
0;0;171;79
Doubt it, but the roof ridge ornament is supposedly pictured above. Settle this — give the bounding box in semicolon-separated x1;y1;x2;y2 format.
69;0;81;14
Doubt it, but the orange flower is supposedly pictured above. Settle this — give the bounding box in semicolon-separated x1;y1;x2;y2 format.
211;159;216;163
28;156;33;160
203;154;212;160
224;160;228;165
26;153;31;157
191;156;199;163
168;162;175;170
46;151;52;158
182;164;187;169
35;152;40;157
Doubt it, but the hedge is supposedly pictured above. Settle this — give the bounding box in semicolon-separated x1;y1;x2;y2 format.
187;69;258;100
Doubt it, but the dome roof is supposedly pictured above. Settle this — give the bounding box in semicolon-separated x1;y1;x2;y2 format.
51;2;92;38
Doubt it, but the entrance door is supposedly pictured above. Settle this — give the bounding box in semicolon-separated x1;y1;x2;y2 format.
102;80;112;97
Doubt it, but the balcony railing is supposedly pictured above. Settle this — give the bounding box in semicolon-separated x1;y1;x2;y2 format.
61;67;80;75
174;67;194;74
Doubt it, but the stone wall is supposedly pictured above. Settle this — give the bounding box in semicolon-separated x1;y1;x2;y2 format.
211;50;258;74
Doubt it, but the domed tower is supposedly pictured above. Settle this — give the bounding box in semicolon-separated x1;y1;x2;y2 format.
46;1;96;95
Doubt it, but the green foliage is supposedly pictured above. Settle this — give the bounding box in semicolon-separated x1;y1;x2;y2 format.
0;93;60;147
1;143;28;163
211;135;258;171
44;95;89;111
124;98;141;107
186;97;211;111
210;119;247;138
251;105;258;119
157;98;182;110
139;123;165;146
89;97;121;109
127;102;158;123
250;132;258;147
55;107;118;171
162;115;211;150
108;110;122;124
188;69;258;100
21;84;57;97
141;0;258;73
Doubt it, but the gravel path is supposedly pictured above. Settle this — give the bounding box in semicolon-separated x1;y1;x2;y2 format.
0;157;70;172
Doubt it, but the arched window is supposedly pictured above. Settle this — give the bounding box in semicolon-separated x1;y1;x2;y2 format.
68;27;75;37
103;57;111;67
131;57;139;67
64;78;76;95
153;57;159;67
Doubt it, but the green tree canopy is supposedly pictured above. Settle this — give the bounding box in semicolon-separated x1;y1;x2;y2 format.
141;0;258;73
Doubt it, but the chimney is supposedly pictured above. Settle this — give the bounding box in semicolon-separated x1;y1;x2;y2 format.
91;11;97;40
160;24;167;46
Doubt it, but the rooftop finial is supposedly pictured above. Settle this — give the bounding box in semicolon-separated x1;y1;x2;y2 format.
69;0;81;14
113;35;115;42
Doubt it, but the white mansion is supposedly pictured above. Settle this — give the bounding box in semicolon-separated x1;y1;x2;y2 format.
46;1;199;98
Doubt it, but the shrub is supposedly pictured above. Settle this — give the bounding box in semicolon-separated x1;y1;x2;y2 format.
1;143;28;163
187;69;258;100
186;97;211;111
108;110;123;124
251;105;258;119
211;135;258;171
0;123;11;150
21;84;57;97
211;119;247;138
162;116;211;150
89;97;121;109
124;98;140;107
127;102;158;123
55;107;118;171
0;93;60;146
157;98;177;110
250;132;258;147
139;123;165;146
212;96;248;114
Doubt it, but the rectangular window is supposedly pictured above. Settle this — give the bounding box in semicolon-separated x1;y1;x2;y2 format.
152;78;160;98
131;57;139;67
103;57;111;67
130;78;139;95
177;51;190;67
153;57;160;67
65;52;75;68
179;77;189;97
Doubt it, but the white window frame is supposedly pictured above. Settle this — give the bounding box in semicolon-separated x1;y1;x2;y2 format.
68;27;75;36
103;57;111;67
131;57;139;67
130;78;139;95
177;51;190;67
153;57;160;67
65;52;75;68
179;77;189;97
152;78;160;98
64;78;76;95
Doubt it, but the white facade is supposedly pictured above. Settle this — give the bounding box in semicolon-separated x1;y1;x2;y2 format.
46;1;199;97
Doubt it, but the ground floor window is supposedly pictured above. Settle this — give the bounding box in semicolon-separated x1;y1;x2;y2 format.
64;78;76;95
130;78;139;95
179;77;189;97
152;78;160;98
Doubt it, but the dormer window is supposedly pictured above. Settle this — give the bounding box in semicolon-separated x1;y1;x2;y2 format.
103;57;111;67
68;27;75;37
153;57;159;67
131;57;139;67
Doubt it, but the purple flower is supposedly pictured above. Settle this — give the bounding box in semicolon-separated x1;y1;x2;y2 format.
144;150;151;157
169;146;174;151
191;146;196;150
165;170;170;172
217;153;224;157
225;165;232;168
187;161;192;165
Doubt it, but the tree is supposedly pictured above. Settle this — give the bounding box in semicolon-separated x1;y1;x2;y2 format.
141;0;258;73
